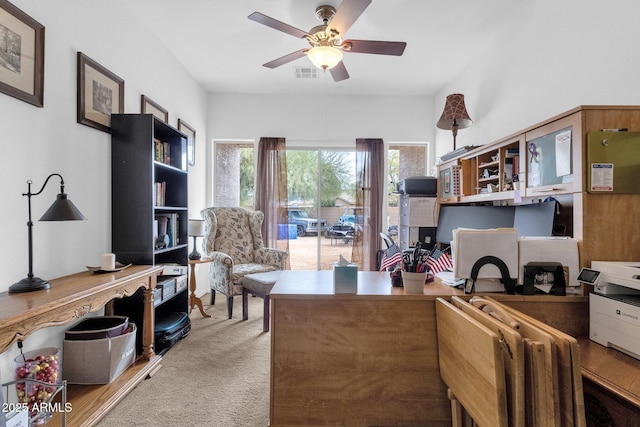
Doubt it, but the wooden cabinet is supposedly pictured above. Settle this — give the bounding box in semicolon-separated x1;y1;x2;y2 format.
459;136;523;202
269;271;589;427
524;110;582;197
578;337;640;425
110;114;189;353
437;106;640;267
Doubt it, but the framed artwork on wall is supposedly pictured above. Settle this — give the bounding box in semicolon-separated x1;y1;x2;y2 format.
178;119;196;166
141;94;168;123
0;0;45;107
77;52;124;133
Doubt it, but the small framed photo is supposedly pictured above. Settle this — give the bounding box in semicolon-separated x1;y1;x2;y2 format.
0;0;45;107
178;119;196;166
77;52;124;133
141;94;168;123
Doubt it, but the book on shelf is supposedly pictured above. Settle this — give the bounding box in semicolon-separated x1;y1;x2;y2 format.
153;139;172;166
154;138;163;162
163;142;171;165
155;181;166;206
155;213;180;248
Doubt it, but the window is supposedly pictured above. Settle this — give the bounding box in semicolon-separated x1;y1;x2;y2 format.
212;140;429;268
214;142;254;207
386;143;429;238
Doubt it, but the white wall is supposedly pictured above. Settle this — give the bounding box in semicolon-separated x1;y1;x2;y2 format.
206;92;435;196
0;0;207;383
433;0;640;153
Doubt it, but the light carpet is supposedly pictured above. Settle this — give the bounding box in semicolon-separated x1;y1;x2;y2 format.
96;294;270;427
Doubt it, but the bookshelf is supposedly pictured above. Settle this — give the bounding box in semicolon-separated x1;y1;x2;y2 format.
110;114;189;353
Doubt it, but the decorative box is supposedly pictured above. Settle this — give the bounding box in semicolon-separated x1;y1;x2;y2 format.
63;319;136;385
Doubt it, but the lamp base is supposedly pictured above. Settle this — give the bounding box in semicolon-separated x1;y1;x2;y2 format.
9;276;51;293
189;235;201;260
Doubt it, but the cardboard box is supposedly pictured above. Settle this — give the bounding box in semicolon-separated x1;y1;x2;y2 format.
63;323;136;384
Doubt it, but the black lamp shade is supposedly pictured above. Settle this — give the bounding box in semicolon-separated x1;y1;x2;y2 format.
9;177;86;293
40;193;86;221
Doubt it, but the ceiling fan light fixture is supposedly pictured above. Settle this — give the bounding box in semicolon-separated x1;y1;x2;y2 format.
307;46;343;70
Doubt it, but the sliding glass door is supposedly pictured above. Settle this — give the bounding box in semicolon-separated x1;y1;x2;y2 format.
286;148;355;270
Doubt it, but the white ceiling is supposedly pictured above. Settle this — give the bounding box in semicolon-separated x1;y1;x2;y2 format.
123;0;523;97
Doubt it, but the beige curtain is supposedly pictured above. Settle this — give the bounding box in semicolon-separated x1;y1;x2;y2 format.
352;138;384;271
255;137;290;268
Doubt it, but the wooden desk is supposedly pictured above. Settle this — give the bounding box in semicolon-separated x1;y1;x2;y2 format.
0;265;163;427
269;271;589;427
188;259;212;318
578;337;640;424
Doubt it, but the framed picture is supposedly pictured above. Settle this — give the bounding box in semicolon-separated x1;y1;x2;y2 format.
77;52;124;133
178;119;196;166
141;94;168;123
0;0;45;107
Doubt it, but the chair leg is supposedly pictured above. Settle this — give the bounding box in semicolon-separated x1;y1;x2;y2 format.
210;290;216;305
227;296;233;319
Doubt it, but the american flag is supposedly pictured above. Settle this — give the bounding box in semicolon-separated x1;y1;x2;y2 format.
426;247;453;274
380;243;403;271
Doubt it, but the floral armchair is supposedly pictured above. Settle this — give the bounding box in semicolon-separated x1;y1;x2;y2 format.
200;207;288;319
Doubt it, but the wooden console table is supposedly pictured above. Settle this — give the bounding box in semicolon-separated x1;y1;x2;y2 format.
0;265;163;427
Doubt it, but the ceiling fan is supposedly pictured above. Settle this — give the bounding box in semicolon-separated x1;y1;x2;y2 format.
248;0;407;82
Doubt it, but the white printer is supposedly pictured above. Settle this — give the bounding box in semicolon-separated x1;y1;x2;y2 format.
587;261;640;360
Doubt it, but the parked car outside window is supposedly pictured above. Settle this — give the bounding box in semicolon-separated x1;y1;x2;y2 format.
287;208;328;237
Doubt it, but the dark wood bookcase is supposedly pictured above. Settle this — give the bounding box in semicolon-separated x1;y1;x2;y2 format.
110;114;189;354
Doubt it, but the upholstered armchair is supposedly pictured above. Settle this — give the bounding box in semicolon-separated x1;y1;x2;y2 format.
200;207;288;319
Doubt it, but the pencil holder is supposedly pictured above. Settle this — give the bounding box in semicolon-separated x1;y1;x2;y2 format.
401;271;426;294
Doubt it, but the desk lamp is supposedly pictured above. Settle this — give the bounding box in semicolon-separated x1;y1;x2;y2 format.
437;93;473;150
188;219;205;260
9;173;86;293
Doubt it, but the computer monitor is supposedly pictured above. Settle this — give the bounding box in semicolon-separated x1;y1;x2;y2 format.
435;202;557;244
435;205;515;245
513;201;556;238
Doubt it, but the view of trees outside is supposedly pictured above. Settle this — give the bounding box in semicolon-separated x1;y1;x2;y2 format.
287;150;354;207
214;142;428;269
214;143;254;207
217;142;426;211
239;147;254;207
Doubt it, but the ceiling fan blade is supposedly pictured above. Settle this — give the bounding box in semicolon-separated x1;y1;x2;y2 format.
343;39;407;56
263;49;308;69
330;61;350;82
248;12;309;39
329;0;372;36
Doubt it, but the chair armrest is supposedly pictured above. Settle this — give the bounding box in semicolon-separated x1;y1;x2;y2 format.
255;247;288;269
205;250;233;267
205;251;235;295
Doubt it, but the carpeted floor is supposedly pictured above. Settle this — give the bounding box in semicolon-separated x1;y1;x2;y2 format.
96;294;271;427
